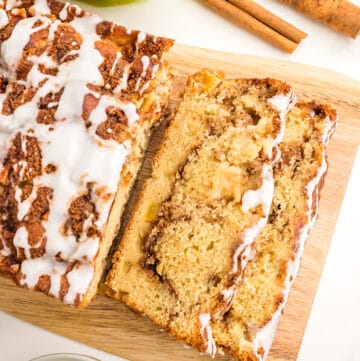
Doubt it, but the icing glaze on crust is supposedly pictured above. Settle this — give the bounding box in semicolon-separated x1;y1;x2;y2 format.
204;102;337;361
250;109;337;361
0;0;172;305
216;163;275;319
199;312;217;356
204;91;296;355
267;91;297;146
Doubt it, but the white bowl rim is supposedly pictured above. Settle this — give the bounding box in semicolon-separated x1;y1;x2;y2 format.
29;353;101;361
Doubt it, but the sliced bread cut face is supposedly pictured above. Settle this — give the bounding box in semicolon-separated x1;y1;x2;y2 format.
0;0;173;307
212;102;337;361
106;69;295;353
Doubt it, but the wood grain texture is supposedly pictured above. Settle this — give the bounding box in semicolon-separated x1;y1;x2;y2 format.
1;43;360;361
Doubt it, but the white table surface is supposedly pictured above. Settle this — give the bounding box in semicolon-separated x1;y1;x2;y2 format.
1;1;360;360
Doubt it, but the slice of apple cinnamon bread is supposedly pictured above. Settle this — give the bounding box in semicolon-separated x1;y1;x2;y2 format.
106;69;295;354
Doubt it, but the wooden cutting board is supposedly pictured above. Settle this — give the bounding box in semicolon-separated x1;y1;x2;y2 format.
1;44;360;361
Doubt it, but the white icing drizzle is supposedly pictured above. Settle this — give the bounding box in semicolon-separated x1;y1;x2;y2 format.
59;2;70;21
0;0;162;304
74;4;82;16
5;0;21;11
267;91;297;147
114;64;130;94
32;120;130;262
0;9;8;28
63;263;94;304
29;51;58;85
32;0;51;15
137;31;146;43
231;242;256;276
305;156;327;218
20;255;68;298
55;15;104;122
140;55;150;77
242;164;274;213
0;243;11;256
221;288;235;305
89;94;139;129
151;63;160;78
321;115;337;144
0;126;11;167
13;226;31;258
13;158;31;219
267;92;296;122
248;307;283;361
47;101;58;108
58;2;82;21
16;188;32;220
1;15;52;73
135;55;150;91
140;81;150;95
109;51;122;76
199;313;217;357
232;164;274;274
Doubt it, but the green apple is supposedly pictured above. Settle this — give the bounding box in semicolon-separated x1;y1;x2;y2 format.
78;0;143;6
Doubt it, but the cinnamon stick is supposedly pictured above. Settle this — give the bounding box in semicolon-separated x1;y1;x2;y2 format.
279;0;360;38
228;0;307;43
200;0;299;53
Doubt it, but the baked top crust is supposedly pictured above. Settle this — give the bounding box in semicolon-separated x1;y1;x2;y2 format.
0;0;173;306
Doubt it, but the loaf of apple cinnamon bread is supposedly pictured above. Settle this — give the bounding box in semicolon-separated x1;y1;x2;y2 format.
0;0;173;307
